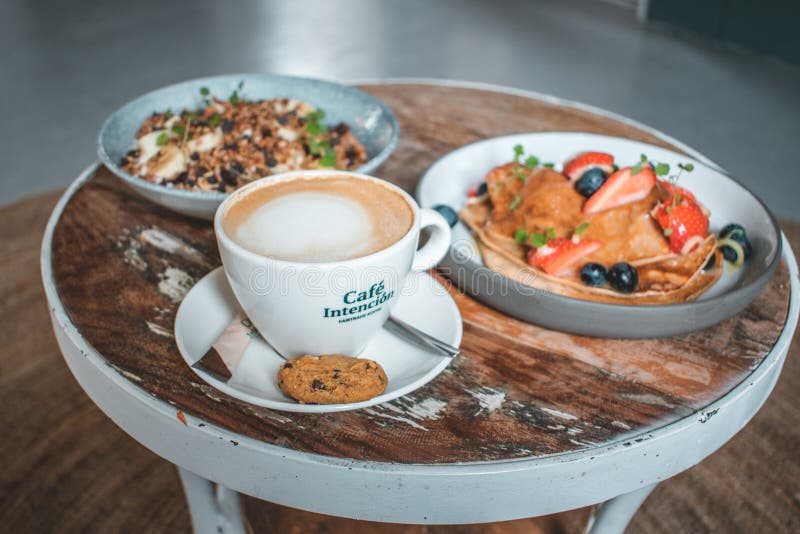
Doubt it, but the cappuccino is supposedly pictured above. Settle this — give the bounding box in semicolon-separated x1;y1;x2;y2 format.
223;176;414;262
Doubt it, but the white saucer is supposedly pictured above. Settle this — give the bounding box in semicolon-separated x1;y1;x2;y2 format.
175;267;463;413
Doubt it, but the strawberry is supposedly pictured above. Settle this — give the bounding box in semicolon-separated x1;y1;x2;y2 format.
660;181;697;203
652;196;709;254
527;238;602;275
582;165;656;214
563;152;615;182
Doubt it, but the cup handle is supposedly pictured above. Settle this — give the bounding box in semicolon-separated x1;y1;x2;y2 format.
411;209;452;271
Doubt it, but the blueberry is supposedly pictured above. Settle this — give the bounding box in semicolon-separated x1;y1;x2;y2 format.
433;204;459;228
575;167;607;197
580;263;607;287
720;245;739;263
719;223;746;239
476;182;488;197
720;224;752;259
608;263;638;293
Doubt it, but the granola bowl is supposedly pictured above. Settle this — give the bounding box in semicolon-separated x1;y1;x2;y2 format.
98;74;399;219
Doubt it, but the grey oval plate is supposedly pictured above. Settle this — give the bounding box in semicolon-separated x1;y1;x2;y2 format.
417;132;782;338
98;74;399;219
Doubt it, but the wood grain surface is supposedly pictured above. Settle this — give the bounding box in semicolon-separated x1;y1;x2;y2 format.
48;84;791;464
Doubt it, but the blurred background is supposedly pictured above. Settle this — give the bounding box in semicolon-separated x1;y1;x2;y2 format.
1;0;798;216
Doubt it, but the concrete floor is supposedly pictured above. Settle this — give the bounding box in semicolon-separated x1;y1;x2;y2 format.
1;0;799;218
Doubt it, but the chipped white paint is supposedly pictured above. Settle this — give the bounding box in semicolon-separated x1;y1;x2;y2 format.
541;407;579;421
469;388;506;414
620;392;676;408
146;321;173;338
140;227;206;265
109;364;142;383
122;242;147;271
365;398;447;431
364;408;429;431
399;397;448;420
158;267;194;303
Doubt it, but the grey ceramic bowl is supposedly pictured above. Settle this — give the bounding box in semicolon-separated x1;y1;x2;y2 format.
98;74;399;219
417;132;782;338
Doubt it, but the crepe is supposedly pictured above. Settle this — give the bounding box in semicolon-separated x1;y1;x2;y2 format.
460;164;722;305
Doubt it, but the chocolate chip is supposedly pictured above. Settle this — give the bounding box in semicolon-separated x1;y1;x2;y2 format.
345;146;358;159
332;372;340;379
283;363;293;369
266;156;278;167
231;161;245;174
190;152;200;161
126;149;139;158
187;178;196;186
277;115;289;125
217;183;226;192
223;143;238;152
175;171;188;183
328;136;340;148
297;117;307;126
311;379;328;391
221;120;235;133
120;157;129;166
206;175;218;184
197;166;208;175
335;123;350;135
261;128;272;137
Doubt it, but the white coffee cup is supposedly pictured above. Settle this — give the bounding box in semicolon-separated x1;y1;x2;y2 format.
214;170;452;358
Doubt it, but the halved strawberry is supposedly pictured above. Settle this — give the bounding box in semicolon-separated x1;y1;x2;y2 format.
527;238;602;275
652;196;709;254
563;152;615;182
582;165;656;214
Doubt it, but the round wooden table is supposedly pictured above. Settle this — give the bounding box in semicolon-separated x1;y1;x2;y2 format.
42;81;799;534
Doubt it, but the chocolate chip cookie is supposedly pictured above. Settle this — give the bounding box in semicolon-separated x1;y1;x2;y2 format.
277;354;387;404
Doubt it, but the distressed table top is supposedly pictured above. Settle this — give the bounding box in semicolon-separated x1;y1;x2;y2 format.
50;83;791;464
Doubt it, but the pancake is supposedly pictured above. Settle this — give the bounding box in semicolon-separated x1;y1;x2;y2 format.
460;164;722;305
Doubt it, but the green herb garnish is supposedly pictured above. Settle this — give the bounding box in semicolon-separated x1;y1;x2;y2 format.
575;221;589;236
678;163;694;172
305;108;328;135
514;167;527;181
156;132;169;146
631;162;644;175
237;80;245;91
229;91;240;105
654;162;670;176
513;144;524;162
514;229;529;245
171;125;185;136
208;114;221;127
524;155;539;169
509;194;521;211
640;153;648;163
531;232;547;248
543;162;555;168
320;149;337;167
200;87;210;96
546;227;556;239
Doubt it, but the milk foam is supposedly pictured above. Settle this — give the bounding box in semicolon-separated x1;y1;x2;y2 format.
232;192;375;261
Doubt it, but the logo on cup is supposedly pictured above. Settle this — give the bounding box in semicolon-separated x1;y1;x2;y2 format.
323;280;395;324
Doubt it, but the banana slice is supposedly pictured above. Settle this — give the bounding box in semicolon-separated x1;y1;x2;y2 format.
186;128;223;153
150;144;187;181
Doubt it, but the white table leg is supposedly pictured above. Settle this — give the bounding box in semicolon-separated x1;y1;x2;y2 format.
585;484;656;534
177;467;247;534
